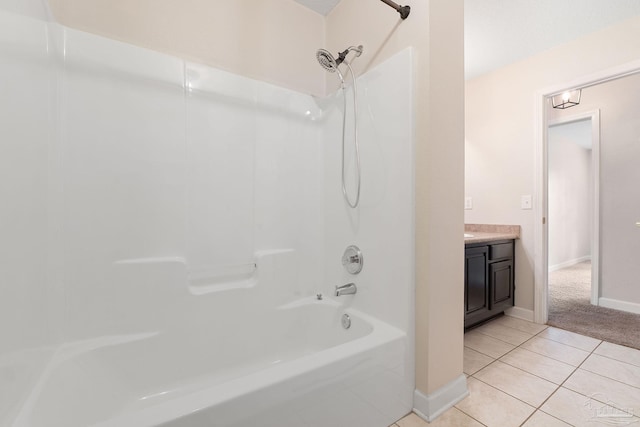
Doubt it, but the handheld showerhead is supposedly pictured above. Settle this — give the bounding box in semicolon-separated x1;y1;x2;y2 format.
316;49;338;73
316;45;364;72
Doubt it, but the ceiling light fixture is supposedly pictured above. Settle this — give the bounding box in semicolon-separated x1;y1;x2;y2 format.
552;89;582;109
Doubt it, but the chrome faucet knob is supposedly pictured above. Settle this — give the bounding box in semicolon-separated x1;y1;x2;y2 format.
342;245;363;274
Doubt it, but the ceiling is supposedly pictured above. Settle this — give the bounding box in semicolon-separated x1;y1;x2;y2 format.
294;0;640;79
294;0;341;16
465;0;640;79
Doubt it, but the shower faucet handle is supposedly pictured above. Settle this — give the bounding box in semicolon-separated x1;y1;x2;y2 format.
342;245;363;274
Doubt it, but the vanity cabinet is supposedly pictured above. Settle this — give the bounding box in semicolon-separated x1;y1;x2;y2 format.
464;240;514;329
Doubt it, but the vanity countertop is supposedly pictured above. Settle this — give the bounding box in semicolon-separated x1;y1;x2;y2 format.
464;224;521;244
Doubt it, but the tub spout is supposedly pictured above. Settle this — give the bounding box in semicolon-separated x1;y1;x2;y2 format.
335;283;357;296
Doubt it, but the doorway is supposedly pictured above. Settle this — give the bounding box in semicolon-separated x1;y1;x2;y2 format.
533;62;640;324
547;113;600;320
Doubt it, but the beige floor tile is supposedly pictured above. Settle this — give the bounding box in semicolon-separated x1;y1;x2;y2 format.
474;360;558;407
455;377;535;427
396;412;427;427
594;341;640;367
500;347;576;384
538;327;601;352
542;387;640;427
405;408;484;427
464;347;495;375
473;322;534;346
491;315;548;335
581;353;640;388
521;410;572;427
464;330;516;359
520;336;590;366
564;368;640;415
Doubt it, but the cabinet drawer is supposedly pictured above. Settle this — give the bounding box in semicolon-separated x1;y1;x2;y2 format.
489;242;513;261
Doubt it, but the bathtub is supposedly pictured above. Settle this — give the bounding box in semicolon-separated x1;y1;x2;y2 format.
11;298;410;427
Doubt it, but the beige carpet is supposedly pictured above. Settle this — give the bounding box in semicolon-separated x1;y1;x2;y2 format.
548;261;640;350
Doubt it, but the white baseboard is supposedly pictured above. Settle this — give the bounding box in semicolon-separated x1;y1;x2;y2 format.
548;256;591;272
505;306;535;322
599;297;640;315
413;375;468;422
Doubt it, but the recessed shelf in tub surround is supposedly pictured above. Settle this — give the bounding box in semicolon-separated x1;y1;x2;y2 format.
464;224;521;244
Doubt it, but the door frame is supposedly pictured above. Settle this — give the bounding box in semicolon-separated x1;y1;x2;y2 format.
533;60;640;324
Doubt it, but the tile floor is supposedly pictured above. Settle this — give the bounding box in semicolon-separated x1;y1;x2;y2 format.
390;315;640;427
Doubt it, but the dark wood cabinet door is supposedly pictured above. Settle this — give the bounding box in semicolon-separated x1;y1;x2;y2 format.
465;246;489;317
490;259;514;309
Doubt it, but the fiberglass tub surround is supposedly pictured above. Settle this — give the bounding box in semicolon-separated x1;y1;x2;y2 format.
0;5;415;427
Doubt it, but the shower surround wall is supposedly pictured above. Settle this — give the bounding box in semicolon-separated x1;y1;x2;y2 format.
58;26;325;339
0;5;414;427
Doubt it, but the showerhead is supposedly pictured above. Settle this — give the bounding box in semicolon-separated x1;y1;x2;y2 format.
316;49;338;73
317;45;364;73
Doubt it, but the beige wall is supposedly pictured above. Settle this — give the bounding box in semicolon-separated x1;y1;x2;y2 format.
466;16;640;313
47;0;326;96
327;0;465;395
47;0;466;401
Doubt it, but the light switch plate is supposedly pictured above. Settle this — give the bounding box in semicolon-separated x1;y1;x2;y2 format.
521;195;532;210
465;197;473;210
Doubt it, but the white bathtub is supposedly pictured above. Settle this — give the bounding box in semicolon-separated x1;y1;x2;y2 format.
11;298;410;427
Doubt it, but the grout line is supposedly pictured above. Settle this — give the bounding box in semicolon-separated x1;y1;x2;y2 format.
463;344;510;361
462;376;538;427
477;319;542;335
477;358;560;388
486;330;540;361
520;409;573;427
535;333;602;353
468;356;500;376
464;344;499;359
460;410;488;427
467;332;520;348
451;397;489;426
472;326;536;347
577;359;640;390
518;412;537;426
565;367;640;397
497;344;575;386
514;336;591;367
589;347;640;369
494;315;550;335
470;374;544;410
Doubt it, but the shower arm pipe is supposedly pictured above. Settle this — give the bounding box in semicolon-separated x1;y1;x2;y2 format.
379;0;411;20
